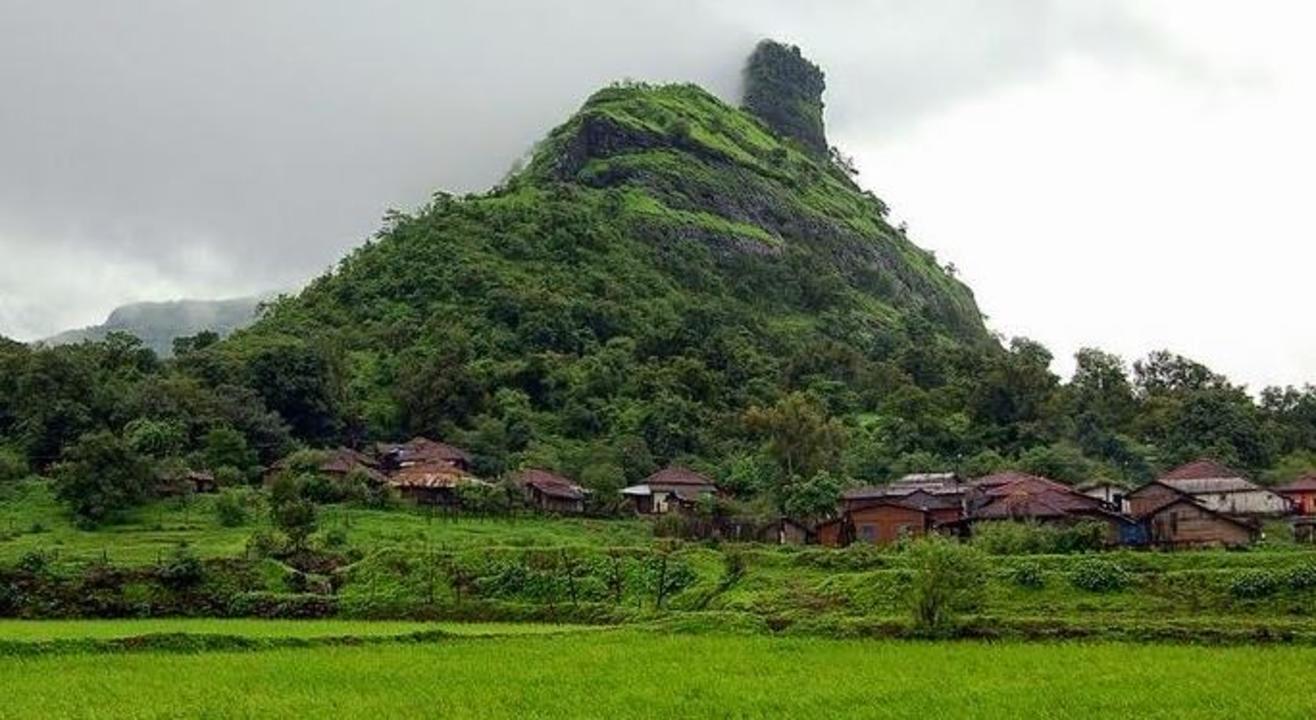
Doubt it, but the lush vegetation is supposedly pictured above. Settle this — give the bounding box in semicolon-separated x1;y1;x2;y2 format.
3;630;1316;718
1;41;1313;529
41;297;262;357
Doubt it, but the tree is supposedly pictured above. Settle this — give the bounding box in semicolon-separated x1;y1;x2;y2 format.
123;418;185;459
268;475;317;550
781;470;846;520
745;392;846;482
202;427;257;477
53;431;151;525
906;535;988;632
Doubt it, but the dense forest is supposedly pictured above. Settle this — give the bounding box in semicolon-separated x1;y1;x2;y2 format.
2;41;1313;523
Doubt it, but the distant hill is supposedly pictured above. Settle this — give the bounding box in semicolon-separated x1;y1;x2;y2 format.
42;296;265;356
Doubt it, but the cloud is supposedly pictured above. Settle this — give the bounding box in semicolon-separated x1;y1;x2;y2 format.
3;0;1306;391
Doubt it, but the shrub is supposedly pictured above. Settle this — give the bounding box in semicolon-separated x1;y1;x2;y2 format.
247;530;286;559
16;549;48;574
1009;561;1045;589
1283;563;1316;591
320;527;349;549
213;489;250;527
972;521;1056;555
1230;569;1280;599
0;447;28;483
1069;558;1130;593
906;535;988;631
157;547;204;590
213;465;245;488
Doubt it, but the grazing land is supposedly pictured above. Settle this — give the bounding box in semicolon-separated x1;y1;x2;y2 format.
2;630;1315;719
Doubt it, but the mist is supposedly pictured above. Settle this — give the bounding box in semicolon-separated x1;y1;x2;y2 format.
2;0;1312;388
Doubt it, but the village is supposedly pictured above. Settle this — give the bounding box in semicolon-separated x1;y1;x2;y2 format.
180;436;1316;552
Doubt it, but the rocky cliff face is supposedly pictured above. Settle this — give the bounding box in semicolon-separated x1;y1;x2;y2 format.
741;40;829;157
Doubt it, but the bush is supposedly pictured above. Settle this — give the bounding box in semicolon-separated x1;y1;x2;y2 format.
906;535;988;631
1230;569;1280;599
213;465;245;488
213;489;250;527
247;530;286;559
1009;561;1045;589
156;547;204;590
1069;558;1131;593
0;447;28;483
972;521;1056;555
1284;563;1316;591
973;520;1107;555
320;527;349;549
16;549;48;574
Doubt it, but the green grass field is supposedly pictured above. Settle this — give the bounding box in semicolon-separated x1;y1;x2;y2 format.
2;629;1314;718
0;619;589;642
0;480;652;564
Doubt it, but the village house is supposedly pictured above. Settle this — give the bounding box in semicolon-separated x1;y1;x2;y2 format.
1137;494;1258;548
1127;459;1289;518
1076;480;1129;512
842;472;964;518
815;516;849;548
157;469;218;496
389;462;490;506
847;499;930;545
962;471;1140;545
512;468;587;514
265;447;386;486
1275;474;1316;515
620;466;719;515
377;437;473;473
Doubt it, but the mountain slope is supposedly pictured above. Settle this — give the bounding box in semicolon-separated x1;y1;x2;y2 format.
218;41;989;473
43;297;264;356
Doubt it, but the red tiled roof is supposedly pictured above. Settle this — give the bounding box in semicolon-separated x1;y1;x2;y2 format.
972;471;1073;496
381;437;472;466
514;468;585;500
1160;459;1243;481
644;466;716;488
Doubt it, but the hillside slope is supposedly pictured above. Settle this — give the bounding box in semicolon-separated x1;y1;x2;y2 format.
43;297;264;356
218;41;989;475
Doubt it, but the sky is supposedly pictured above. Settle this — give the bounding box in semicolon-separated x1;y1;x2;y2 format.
0;1;1312;390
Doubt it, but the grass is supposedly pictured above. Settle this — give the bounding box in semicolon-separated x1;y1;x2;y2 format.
2;631;1315;718
0;479;653;565
0;619;589;642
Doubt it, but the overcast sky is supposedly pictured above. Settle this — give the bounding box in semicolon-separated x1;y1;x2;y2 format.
1;1;1311;390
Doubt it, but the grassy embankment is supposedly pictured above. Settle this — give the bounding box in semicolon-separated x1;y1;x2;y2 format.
0;479;653;564
2;629;1315;718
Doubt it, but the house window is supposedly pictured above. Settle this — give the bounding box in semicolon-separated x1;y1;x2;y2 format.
1169;511;1179;536
859;524;877;542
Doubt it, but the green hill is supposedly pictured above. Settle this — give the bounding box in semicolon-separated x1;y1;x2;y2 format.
210;41;987;475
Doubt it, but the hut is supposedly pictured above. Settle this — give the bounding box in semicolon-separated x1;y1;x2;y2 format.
1275;475;1316;515
847;499;930;545
512;469;587;514
1136;495;1258;548
389;463;490;506
619;466;718;515
377;438;473;473
1129;459;1289;517
815;517;850;548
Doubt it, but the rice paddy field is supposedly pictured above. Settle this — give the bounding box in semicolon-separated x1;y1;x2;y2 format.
2;624;1316;719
